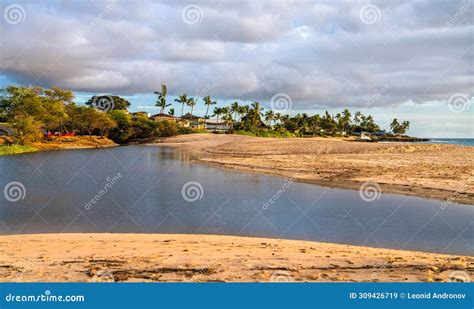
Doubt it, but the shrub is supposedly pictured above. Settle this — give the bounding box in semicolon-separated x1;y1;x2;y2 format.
155;121;178;137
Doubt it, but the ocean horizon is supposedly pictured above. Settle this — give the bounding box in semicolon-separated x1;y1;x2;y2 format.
424;138;474;147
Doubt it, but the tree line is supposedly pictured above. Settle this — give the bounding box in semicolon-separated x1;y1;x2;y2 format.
0;85;411;144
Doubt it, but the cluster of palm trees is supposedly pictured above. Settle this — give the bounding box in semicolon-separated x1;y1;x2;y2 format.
154;84;405;135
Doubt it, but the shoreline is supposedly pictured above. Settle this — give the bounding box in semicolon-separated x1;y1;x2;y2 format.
156;134;474;205
1;233;472;282
0;136;118;156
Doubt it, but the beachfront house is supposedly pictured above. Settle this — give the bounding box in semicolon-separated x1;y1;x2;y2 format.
205;119;231;132
181;113;206;130
150;113;187;127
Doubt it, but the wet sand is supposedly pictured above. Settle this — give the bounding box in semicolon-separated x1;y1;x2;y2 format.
158;134;474;205
1;233;472;282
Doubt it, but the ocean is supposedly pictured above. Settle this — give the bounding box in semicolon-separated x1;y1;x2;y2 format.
424;138;474;147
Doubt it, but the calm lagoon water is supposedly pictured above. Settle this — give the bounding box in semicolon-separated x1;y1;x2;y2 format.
0;145;472;255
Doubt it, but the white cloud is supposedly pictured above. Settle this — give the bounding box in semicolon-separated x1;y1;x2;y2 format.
0;0;472;111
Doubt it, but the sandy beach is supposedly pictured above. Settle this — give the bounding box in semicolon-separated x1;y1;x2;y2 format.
0;233;472;282
158;134;474;205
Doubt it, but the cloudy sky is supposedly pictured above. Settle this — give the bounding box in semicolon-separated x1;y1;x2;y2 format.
0;0;472;137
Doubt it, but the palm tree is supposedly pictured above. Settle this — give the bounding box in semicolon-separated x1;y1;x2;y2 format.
168;108;175;116
203;95;216;118
187;97;196;117
213;107;223;123
247;102;263;128
309;114;321;134
222;112;233;127
175;94;188;117
238;105;249;121
154;84;170;114
275;112;282;123
341;108;351;133
264;110;275;128
230;101;239;121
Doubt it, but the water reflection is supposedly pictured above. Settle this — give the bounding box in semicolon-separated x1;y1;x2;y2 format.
0;145;472;256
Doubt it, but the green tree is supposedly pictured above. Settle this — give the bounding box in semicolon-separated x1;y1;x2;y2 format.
175;94;189;117
390;118;410;135
186;97;196;116
108;110;132;143
247;102;263;128
203;95;216;118
238;105;249;121
154;84;170;114
95;112;117;137
264;110;275;128
85;95;131;111
11;116;43;144
230;101;240;121
212;107;223;122
78;107;103;138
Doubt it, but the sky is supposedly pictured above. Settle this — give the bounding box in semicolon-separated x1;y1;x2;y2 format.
0;0;472;137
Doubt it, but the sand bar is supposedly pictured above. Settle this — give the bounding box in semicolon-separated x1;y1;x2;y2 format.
158;134;474;205
0;233;472;282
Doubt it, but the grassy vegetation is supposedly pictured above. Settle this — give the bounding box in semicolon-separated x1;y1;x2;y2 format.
0;145;38;156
